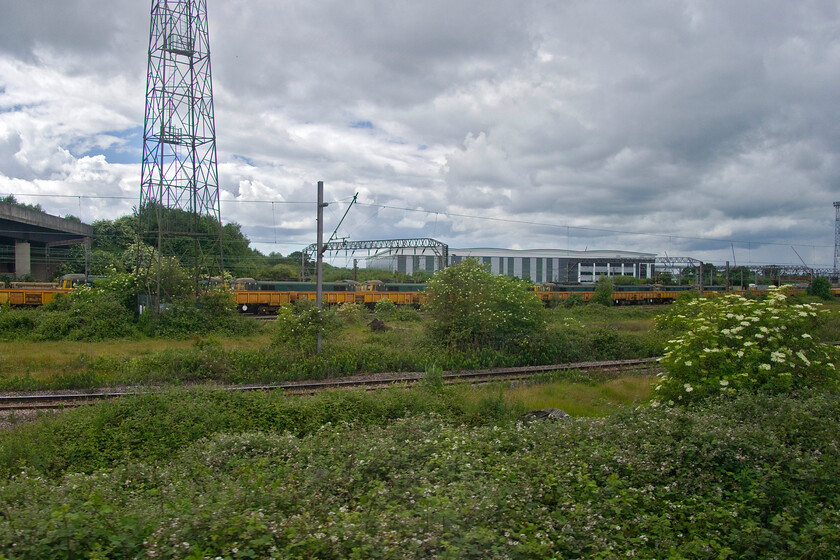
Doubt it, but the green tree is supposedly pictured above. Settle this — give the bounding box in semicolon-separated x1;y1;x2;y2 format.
807;276;833;300
591;276;614;306
1;194;43;213
222;222;262;277
424;258;545;348
91;216;138;255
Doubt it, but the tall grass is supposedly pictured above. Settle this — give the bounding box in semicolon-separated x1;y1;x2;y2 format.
0;307;672;390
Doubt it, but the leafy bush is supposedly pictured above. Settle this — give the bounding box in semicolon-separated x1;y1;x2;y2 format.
656;288;840;404
38;287;136;341
590;276;614;306
808;276;833;300
2;390;839;558
373;297;398;319
395;305;422;322
564;293;584;308
424;258;545;348
137;299;206;337
0;306;37;340
272;304;341;353
334;302;367;324
136;290;257;338
97;271;141;312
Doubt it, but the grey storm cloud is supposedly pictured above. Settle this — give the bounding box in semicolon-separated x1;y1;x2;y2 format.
0;0;838;266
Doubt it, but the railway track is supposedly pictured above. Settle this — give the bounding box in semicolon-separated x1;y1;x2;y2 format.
0;358;662;413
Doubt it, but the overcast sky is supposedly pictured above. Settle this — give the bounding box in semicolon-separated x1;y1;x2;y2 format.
1;0;838;268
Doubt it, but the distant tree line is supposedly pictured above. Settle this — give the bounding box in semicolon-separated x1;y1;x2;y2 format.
53;208;428;284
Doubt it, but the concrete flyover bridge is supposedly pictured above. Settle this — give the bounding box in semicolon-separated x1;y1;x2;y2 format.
0;202;93;281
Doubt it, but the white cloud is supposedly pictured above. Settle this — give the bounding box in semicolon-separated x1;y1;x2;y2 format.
0;0;838;268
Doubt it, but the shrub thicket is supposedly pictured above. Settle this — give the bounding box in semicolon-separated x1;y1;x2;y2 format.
424;258;545;348
334;302;367;324
656;288;840;404
272;303;341;353
590;276;614;306
38;286;136;341
373;297;398;319
564;293;584;308
1;390;838;558
808;275;833;300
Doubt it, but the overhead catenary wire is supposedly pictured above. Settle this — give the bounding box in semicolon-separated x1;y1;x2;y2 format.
3;192;834;266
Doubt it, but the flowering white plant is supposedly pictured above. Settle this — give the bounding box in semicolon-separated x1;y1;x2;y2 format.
655;287;839;404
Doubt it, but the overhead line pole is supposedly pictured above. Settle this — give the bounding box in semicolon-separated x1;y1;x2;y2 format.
316;180;325;354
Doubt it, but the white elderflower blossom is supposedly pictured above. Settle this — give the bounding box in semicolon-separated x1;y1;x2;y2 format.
720;379;729;386
684;384;694;392
796;351;811;366
759;363;771;371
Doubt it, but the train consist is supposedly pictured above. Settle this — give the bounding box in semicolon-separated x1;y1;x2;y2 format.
231;278;426;314
2;274;838;313
229;278;840;314
0;274;98;306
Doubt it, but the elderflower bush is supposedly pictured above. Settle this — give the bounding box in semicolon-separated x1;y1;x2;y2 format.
424;258;545;348
272;304;341;352
655;287;839;404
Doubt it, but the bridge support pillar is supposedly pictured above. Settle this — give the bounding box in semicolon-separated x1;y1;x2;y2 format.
15;241;31;278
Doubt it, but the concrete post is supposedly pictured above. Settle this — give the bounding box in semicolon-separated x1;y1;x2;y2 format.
14;241;31;278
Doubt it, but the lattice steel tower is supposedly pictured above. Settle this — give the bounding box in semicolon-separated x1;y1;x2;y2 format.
835;201;840;273
139;0;223;302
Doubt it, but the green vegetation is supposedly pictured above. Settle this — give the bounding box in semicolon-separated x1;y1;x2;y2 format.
1;387;838;558
590;275;614;306
424;258;546;348
656;287;840;404
272;300;342;353
1;261;839;558
0;284;257;344
0;304;664;391
0;194;44;213
808;275;833;300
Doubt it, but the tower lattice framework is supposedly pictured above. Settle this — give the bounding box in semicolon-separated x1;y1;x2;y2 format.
139;0;223;302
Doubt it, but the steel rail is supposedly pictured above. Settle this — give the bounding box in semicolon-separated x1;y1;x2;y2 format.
0;358;662;412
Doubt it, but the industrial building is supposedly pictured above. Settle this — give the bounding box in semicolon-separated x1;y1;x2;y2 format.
366;247;657;283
